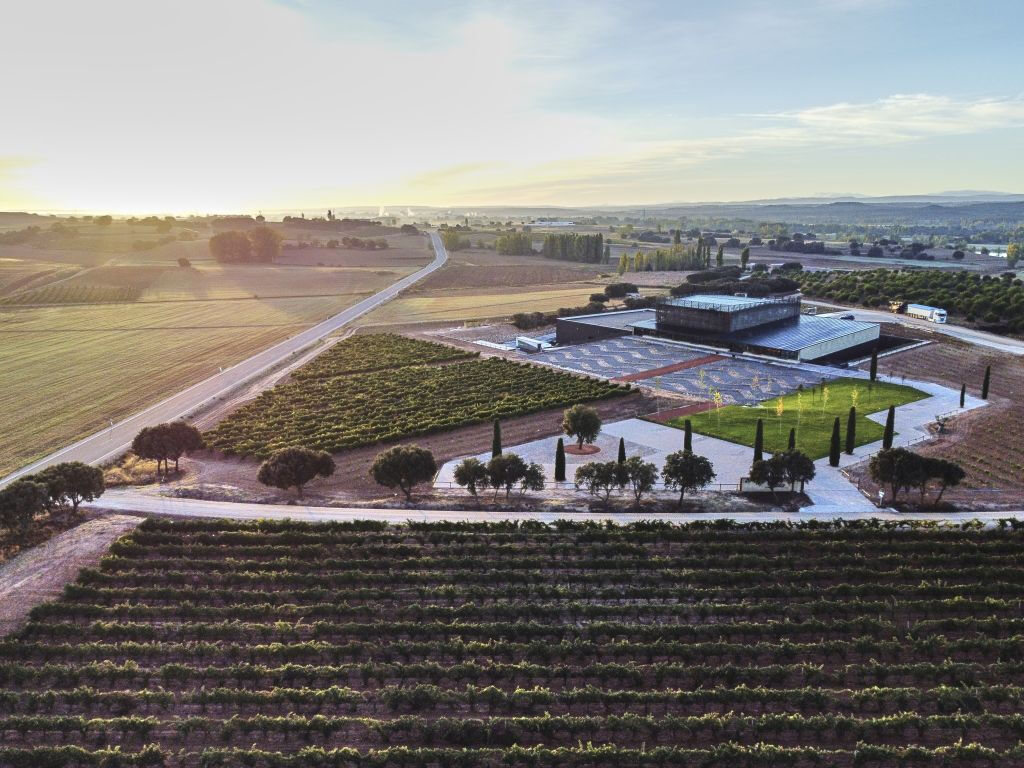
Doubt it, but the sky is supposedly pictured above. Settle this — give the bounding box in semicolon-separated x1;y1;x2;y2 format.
2;0;1023;213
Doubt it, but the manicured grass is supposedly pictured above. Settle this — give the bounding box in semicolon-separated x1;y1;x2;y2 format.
668;377;928;459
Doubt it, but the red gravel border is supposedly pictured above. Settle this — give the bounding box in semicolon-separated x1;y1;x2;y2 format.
645;401;716;423
611;354;727;382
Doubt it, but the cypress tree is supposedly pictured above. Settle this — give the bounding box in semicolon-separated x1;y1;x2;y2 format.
829;417;841;467
554;438;566;482
684;419;693;452
982;365;991;400
787;427;796;451
882;405;895;449
845;406;857;454
959;383;966;408
491;420;502;458
869;350;878;382
753;419;764;464
740;247;750;270
716;244;724;267
617;437;626;464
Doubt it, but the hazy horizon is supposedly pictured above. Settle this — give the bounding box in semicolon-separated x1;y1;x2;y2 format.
4;0;1024;214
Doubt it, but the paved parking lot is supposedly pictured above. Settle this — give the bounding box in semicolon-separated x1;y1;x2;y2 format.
525;336;839;405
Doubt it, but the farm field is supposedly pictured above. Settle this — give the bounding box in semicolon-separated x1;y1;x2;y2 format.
0;295;371;477
205;335;627;457
0;230;432;477
3;518;1024;766
851;341;1024;502
363;286;605;324
361;246;612;325
672;378;927;459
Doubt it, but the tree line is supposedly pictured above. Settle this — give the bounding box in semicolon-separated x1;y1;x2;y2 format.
540;233;606;264
0;462;104;539
208;228;283;264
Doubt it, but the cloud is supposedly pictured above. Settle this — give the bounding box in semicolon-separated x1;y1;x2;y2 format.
435;94;1024;204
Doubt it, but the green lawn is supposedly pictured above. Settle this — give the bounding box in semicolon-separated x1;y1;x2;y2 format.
667;377;928;460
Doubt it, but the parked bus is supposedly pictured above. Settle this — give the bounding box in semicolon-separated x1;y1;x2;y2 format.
905;304;948;323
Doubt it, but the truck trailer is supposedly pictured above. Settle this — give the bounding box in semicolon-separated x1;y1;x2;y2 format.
905;304;948;323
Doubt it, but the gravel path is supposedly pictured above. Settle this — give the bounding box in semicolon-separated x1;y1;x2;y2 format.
0;514;142;636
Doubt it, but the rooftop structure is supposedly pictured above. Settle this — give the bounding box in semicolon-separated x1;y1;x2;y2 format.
554;294;880;362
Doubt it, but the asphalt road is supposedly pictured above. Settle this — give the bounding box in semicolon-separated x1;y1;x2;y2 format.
85;489;1020;525
805;300;1024;356
0;231;448;487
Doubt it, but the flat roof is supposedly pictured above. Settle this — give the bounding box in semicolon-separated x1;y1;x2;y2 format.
660;294;792;312
557;308;656;331
729;315;878;352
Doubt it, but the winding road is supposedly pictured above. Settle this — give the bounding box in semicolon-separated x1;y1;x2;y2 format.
0;231;448;487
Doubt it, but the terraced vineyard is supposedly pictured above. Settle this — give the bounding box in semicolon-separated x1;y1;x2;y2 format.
205;336;627;457
2;518;1024;766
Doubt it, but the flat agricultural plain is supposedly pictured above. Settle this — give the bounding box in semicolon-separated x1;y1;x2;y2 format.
3;518;1024;767
362;246;610;325
0;224;430;476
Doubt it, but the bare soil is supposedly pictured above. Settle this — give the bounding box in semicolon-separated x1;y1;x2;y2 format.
0;514;142;636
846;338;1024;507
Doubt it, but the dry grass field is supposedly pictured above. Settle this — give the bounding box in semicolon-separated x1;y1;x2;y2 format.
0;295;369;475
364;286;603;325
0;223;432;477
363;246;610;325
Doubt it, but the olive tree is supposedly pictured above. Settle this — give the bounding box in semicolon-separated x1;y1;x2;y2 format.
562;405;602;449
574;461;623;507
749;455;787;499
258;446;335;499
661;451;715;507
519;462;546;497
453;457;489;498
622;456;658;507
369;445;436;502
487;453;527;500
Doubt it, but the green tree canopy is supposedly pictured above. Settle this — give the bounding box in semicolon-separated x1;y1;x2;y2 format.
369;445;435;501
259;446;335;499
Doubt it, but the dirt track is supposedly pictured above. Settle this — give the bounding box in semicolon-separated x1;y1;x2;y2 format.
0;514;142;636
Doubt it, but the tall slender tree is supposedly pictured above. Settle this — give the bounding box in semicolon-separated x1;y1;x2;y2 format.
982;365;991;400
617;437;626;464
491;420;502;458
882;405;896;449
959;383;966;408
554;438;566;482
787;427;796;451
869;350;878;382
845;406;857;454
715;244;724;267
683;419;693;452
740;246;750;270
753;419;764;464
829;417;842;467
